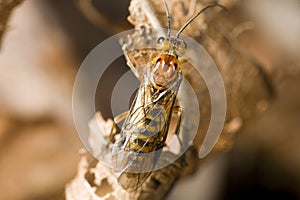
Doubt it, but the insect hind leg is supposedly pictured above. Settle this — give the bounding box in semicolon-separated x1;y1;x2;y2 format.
165;106;184;154
173;106;184;151
109;111;129;143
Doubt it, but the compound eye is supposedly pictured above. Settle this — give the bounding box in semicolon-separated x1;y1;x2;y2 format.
157;36;165;44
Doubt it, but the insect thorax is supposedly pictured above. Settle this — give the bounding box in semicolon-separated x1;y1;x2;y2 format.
116;71;182;153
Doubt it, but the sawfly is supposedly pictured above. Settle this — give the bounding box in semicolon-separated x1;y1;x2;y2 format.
89;0;226;190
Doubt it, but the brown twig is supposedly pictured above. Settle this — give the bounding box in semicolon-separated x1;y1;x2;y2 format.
76;0;128;34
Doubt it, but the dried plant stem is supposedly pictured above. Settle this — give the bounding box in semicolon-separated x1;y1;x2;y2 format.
76;0;127;33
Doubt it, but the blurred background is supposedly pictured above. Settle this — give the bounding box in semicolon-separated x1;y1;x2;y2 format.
0;0;299;199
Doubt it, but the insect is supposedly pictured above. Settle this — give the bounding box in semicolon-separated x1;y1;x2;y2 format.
91;0;226;191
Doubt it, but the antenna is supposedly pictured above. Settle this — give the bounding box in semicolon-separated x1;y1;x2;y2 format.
163;0;171;38
176;1;227;38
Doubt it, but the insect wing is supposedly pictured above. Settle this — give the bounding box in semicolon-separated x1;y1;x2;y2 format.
117;171;152;190
110;74;166;172
113;147;159;190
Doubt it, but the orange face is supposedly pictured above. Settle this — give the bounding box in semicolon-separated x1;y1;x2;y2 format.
151;54;181;88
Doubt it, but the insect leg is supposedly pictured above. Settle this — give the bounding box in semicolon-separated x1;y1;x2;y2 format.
172;106;184;150
173;106;183;136
114;111;129;124
109;111;129;143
